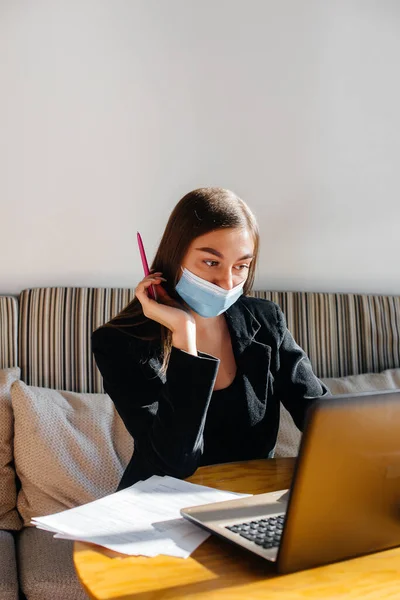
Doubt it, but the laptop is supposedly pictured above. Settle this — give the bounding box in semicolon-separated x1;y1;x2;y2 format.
181;390;400;573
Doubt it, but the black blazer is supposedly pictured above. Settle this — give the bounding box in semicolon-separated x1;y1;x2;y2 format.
92;296;329;490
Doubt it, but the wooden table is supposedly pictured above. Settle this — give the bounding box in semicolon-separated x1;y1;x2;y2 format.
73;458;400;599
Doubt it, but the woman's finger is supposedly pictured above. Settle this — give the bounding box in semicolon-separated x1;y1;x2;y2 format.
135;277;165;304
138;276;165;289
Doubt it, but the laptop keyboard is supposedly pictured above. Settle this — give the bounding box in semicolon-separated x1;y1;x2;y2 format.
225;515;285;549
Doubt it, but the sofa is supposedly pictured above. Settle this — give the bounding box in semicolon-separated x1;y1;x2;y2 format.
1;287;400;600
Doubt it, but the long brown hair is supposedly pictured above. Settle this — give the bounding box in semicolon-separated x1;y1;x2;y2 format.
106;187;259;372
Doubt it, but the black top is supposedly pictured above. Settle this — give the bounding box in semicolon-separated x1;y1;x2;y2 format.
92;296;329;490
200;370;247;466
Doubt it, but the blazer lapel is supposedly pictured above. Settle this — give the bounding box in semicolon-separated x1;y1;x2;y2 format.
225;298;272;402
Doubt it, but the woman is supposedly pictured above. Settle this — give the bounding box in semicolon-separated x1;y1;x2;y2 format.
92;188;328;490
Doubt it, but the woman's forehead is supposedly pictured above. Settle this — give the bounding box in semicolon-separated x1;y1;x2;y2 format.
189;228;254;255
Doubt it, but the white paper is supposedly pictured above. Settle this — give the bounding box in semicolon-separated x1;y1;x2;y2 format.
32;475;250;558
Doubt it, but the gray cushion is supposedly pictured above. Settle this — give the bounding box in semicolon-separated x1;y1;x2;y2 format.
16;528;89;600
0;530;19;600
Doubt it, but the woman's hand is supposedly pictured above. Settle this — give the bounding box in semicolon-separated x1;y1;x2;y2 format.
135;273;197;355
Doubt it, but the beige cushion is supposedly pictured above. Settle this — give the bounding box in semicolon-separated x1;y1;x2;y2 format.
0;367;22;530
275;368;400;458
11;381;134;526
321;368;400;395
274;403;303;459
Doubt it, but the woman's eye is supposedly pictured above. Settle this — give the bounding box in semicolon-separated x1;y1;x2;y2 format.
204;260;219;267
203;261;250;270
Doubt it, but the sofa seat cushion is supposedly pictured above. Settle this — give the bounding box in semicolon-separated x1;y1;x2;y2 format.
0;530;19;600
17;527;88;600
0;367;23;530
11;380;133;526
275;368;400;457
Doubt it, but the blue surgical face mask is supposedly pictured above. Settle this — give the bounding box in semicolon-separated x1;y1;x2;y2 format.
175;267;244;318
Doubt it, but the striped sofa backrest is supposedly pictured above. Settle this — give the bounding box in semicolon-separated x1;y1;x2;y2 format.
18;288;135;392
18;288;400;392
0;296;18;369
253;291;400;378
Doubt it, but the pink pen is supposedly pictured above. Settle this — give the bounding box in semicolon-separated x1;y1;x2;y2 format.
137;232;156;300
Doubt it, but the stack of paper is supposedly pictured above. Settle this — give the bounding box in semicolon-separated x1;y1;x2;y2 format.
32;475;250;558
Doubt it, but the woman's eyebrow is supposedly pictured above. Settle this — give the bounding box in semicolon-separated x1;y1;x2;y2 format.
195;247;254;261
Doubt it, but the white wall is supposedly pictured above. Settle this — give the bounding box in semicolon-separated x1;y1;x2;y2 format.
1;0;399;296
